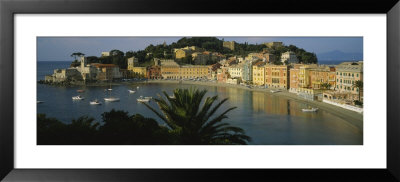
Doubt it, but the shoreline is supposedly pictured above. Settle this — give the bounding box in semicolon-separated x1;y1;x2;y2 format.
40;79;363;131
142;80;363;131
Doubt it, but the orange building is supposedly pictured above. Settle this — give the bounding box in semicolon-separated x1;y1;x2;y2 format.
265;65;289;89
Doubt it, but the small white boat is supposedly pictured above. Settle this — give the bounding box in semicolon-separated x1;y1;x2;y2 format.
128;90;136;93
137;86;140;89
108;88;113;91
104;97;120;102
302;108;319;112
137;96;150;102
37;101;44;104
72;95;84;100
270;90;281;93
145;96;152;99
90;99;102;105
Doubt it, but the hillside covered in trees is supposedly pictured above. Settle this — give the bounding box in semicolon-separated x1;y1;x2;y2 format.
70;37;318;68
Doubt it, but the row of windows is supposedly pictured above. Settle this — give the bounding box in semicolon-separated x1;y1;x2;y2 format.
336;85;359;91
337;72;360;77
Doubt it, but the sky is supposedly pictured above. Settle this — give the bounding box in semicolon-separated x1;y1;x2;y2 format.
37;37;363;61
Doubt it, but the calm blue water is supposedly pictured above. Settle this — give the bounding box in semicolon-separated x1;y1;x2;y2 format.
37;61;362;145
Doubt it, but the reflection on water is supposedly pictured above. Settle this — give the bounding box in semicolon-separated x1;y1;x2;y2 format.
37;82;362;145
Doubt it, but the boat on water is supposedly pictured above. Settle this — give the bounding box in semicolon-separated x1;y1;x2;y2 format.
104;97;120;102
104;80;120;102
77;89;85;93
137;96;150;102
270;90;281;93
137;86;140;89
37;101;44;104
90;99;102;105
72;95;84;100
128;90;136;93
302;108;319;112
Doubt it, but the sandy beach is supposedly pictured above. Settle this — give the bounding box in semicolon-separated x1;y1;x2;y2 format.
137;79;363;131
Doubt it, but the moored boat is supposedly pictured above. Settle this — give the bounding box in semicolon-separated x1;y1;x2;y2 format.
72;95;84;100
104;97;120;102
302;108;318;112
137;96;150;102
37;100;44;104
270;90;281;93
128;90;136;93
77;89;85;93
90;99;102;105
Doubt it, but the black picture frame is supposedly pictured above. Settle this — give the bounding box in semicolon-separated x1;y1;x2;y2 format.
1;0;399;181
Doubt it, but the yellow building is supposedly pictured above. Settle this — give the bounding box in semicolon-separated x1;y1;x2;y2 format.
309;66;336;90
265;65;289;89
179;65;209;79
174;46;203;59
161;65;180;79
264;42;283;48
223;41;235;51
127;56;138;70
298;64;318;88
335;61;363;95
175;49;191;59
131;67;147;77
252;62;265;86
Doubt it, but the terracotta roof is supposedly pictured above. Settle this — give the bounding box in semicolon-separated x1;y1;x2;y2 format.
93;64;118;68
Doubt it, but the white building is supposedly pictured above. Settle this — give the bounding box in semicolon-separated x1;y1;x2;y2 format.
281;51;299;64
228;65;243;79
101;52;110;57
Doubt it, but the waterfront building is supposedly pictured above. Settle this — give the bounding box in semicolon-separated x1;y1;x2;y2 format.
289;64;303;93
223;41;235;50
226;78;239;85
264;42;283;48
281;51;299;64
92;63;123;81
265;64;289;89
45;68;82;82
131;67;147;78
335;61;363;100
146;65;161;79
179;65;208;79
309;66;336;90
217;68;228;83
127;56;138;70
242;60;260;83
208;63;222;80
228;64;243;80
161;65;180;79
252;62;266;86
77;57;102;81
298;64;318;89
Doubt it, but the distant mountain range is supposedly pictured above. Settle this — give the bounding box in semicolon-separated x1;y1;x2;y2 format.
317;50;363;61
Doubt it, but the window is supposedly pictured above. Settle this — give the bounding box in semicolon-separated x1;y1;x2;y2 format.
357;74;359;77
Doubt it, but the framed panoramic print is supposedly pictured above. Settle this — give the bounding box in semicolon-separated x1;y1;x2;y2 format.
1;0;400;181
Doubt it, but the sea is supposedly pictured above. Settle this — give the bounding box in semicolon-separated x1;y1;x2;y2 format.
37;61;363;145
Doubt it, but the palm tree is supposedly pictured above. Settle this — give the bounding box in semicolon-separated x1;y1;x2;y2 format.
320;82;331;90
141;87;251;145
352;80;363;101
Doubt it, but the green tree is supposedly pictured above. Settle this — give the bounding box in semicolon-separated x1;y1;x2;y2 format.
70;52;85;61
320;83;331;90
352;80;363;101
141;88;251;145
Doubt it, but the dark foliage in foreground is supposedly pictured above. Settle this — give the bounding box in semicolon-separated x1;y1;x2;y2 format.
37;110;170;145
38;88;251;145
142;88;251;145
